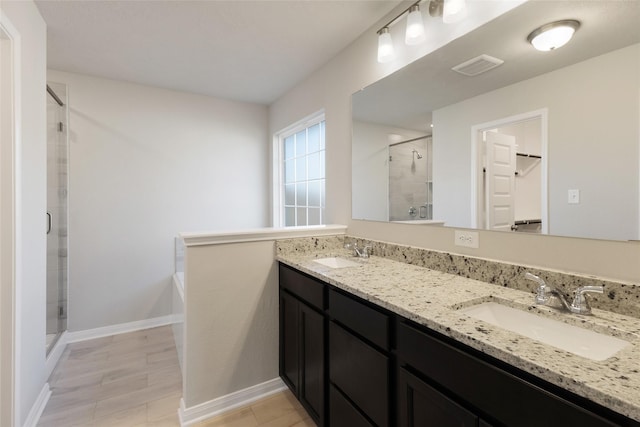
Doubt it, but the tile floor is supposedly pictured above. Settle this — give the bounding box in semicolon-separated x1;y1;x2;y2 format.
38;325;313;427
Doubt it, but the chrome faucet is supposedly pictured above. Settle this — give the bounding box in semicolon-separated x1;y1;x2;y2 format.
525;272;604;315
569;286;605;315
345;242;372;258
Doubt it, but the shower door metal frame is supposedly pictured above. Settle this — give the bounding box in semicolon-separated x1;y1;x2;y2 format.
45;82;69;355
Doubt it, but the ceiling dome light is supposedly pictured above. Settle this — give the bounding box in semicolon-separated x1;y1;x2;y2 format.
377;27;395;63
405;5;426;45
443;0;467;24
527;20;580;51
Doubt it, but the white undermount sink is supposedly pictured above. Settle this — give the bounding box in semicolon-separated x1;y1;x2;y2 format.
458;302;631;361
313;257;361;269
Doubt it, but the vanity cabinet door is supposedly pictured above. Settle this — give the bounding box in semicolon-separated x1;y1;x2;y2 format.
398;368;477;427
280;290;299;394
299;302;324;423
279;286;325;426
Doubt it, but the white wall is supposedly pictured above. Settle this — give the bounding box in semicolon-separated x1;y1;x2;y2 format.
434;44;639;240
270;3;640;283
46;70;269;332
0;18;15;427
0;1;48;425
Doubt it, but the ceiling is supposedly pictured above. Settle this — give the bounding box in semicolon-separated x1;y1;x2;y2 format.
35;0;405;105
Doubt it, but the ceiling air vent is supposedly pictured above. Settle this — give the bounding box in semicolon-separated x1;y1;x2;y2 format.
452;54;504;76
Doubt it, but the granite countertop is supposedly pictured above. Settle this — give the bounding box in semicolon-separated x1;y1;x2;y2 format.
276;250;640;422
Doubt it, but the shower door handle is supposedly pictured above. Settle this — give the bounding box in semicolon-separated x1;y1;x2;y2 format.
46;212;52;235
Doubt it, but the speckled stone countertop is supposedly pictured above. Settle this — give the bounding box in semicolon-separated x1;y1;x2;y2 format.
276;248;640;422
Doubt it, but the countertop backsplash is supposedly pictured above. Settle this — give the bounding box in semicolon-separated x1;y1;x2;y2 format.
276;235;640;319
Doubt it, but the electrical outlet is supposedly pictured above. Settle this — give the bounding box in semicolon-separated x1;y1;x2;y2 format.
568;189;580;204
455;230;479;248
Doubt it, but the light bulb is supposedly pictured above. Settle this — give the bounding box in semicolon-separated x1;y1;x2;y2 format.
528;20;580;51
405;5;426;46
377;27;395;63
443;0;467;24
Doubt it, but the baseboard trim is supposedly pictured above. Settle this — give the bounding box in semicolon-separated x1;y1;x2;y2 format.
178;378;287;426
22;382;51;427
66;315;176;343
45;330;68;379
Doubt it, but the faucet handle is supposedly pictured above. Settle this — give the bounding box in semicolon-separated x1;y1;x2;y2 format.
360;245;372;258
569;285;604;315
525;272;550;304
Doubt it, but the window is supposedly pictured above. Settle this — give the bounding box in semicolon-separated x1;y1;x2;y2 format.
275;112;325;227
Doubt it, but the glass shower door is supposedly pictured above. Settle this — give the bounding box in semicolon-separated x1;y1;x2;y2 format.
46;83;68;354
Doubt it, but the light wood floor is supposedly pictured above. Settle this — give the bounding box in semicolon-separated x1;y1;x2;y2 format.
38;325;313;427
39;326;183;426
195;390;314;427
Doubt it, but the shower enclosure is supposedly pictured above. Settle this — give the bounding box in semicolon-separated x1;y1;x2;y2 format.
46;83;68;354
388;136;432;221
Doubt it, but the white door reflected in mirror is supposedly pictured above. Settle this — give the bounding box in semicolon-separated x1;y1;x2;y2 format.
473;112;546;234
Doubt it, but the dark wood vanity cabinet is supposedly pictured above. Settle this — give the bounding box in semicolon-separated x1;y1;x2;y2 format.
279;265;326;426
279;264;392;427
279;263;640;427
396;320;635;427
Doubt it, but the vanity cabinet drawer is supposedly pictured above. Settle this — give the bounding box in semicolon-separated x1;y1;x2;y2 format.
330;321;389;427
279;264;324;310
397;321;619;427
330;384;374;427
329;288;389;350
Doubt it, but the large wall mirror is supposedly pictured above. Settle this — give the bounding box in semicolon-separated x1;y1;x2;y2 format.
352;0;639;241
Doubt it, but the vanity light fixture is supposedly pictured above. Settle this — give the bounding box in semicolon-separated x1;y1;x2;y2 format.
376;0;469;63
377;27;395;63
442;0;467;24
405;4;426;45
527;20;580;51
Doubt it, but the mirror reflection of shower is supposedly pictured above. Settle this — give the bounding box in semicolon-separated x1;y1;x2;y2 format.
388;136;433;221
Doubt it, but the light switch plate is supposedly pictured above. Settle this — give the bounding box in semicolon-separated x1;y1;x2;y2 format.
568;189;580;204
455;230;479;248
